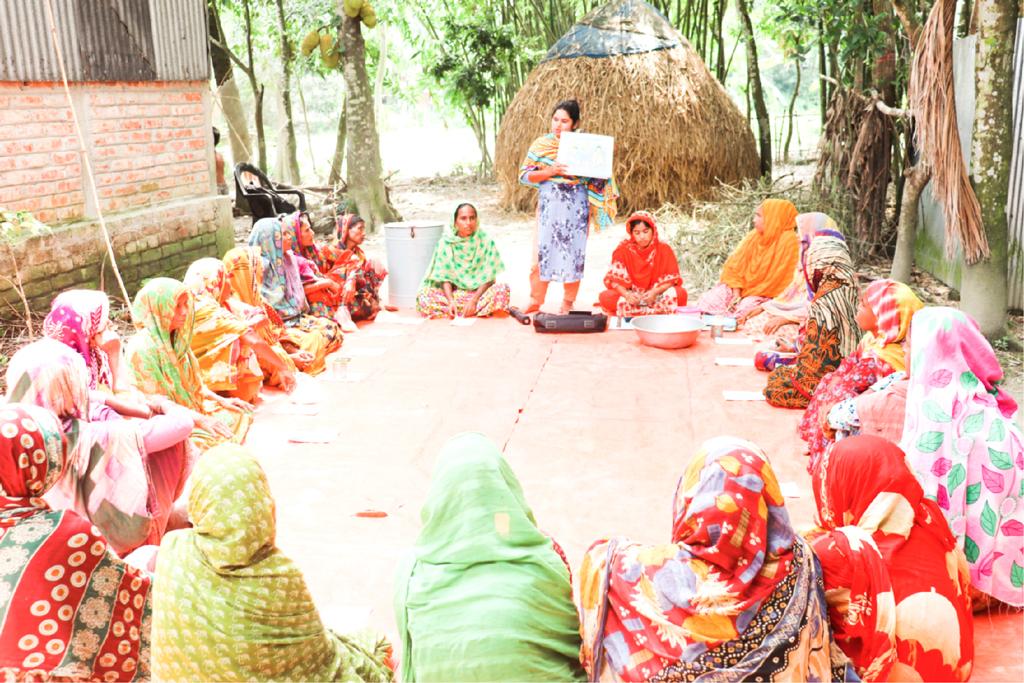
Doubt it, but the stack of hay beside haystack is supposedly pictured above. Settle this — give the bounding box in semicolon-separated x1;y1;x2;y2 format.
496;0;760;215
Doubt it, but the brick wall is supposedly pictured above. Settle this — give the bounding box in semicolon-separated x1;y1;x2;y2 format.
0;79;231;318
0;81;212;223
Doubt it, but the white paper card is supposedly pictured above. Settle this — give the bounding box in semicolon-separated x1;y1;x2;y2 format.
450;316;476;327
780;481;803;498
609;317;634;330
722;390;766;401
715;357;755;366
556;131;614;179
714;337;754;346
287;429;338;444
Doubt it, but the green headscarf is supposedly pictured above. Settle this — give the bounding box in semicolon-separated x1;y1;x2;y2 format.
394;433;585;682
124;277;204;411
151;445;393;682
422;204;505;291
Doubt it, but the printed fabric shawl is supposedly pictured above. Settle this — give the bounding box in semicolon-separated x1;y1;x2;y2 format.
604;210;683;292
247;216;308;322
43;289;115;391
124;278;203;412
577;436;850;682
859;278;924;373
762;213;844;321
394;433;584;682
518;133;619;232
900;306;1024;606
0;403;153;681
719;199;800;298
152;444;393;682
810;436;974;681
422;221;506;292
5;339;154;555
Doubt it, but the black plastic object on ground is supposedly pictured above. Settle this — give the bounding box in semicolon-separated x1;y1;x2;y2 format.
233;162;307;223
532;310;608;333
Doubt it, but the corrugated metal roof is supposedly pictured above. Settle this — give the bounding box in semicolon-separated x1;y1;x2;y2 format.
0;0;207;82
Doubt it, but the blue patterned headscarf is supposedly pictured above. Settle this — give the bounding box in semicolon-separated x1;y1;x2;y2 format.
247;217;307;321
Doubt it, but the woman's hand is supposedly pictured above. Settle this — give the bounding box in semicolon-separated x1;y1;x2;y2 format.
463;294;479;318
220;396;252;411
641;290;659;307
144;396;166;415
623;290;641;306
197;415;233;440
278;370;297;393
343;283;357;305
737;304;763;325
763;315;790;335
290;350;315;367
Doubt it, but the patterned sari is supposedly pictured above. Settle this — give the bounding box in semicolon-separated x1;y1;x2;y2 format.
321;214;387;321
599;210;687;316
763;237;859;408
900;307;1024;606
800;279;924;470
42;289;115;391
416;220;510;319
247;219;342;374
5;339;160;555
0;404;152;681
394;434;584;681
152;445;393;682
810;436;974;681
578;436;856;682
222;246;300;383
124;278;252;451
183;258;264;394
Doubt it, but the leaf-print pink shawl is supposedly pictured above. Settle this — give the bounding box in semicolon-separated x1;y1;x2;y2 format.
900;307;1023;606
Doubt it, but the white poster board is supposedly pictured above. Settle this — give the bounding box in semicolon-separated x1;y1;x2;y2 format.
556;131;614;179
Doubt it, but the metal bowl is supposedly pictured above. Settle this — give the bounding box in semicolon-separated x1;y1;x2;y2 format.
631;314;703;349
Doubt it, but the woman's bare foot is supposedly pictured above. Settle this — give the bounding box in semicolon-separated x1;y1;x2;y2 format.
334;307;358;333
523;303;541;315
559;300;575;315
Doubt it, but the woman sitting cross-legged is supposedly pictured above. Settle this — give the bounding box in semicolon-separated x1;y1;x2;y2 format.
416;203;510;319
0;404;153;680
696;198;800;320
6;338;191;553
761;236;860;408
809;435;974;681
597;210;687;317
151;444;394;682
248;215;343;373
394;433;584;681
577;436;857;682
124;277;253;451
323;213;389;328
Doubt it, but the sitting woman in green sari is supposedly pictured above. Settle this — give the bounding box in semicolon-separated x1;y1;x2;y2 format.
152;444;394;682
394;433;584;682
416;203;511;319
124;277;253;451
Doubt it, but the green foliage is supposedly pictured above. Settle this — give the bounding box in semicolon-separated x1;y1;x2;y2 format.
426;15;516;113
0;208;51;243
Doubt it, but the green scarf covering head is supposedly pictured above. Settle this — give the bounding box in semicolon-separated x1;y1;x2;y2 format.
422;204;505;291
394;433;585;682
125;277;204;410
152;445;393;682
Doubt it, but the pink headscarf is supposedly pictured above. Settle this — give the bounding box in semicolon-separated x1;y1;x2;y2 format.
43;289;114;390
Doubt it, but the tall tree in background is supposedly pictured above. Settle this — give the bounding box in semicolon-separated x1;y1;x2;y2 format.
735;0;772;176
274;0;302;184
961;0;1016;336
208;0;252;165
337;2;399;230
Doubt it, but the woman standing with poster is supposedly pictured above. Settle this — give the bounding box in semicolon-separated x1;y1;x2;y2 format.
519;99;618;314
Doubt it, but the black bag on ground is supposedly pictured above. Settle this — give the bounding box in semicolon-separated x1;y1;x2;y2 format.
532;310;608;333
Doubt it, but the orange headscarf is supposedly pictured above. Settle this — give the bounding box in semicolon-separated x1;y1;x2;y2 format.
719;199;800;298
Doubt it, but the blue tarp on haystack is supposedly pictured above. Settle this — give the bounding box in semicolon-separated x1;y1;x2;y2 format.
543;0;680;62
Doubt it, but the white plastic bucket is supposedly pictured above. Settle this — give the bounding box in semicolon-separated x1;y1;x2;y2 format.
383;220;443;309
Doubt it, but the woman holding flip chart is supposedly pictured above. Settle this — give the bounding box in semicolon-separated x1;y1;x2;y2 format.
518;99;618;314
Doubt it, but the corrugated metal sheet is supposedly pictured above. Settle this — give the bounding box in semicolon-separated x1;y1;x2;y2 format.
1008;18;1023;310
0;0;206;82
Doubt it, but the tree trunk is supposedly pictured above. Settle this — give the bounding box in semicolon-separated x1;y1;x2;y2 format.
818;21;828;126
890;162;931;283
961;0;1015;337
208;1;251;164
274;0;301;184
784;57;801;162
242;0;267;170
337;10;400;231
714;0;727;81
329;95;347;187
735;0;772;176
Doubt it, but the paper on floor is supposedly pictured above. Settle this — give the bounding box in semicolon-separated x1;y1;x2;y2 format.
780;481;803;498
714;337;754;346
715;357;755;366
450;316;476;327
608;317;634;330
722;390;766;401
287;428;338;444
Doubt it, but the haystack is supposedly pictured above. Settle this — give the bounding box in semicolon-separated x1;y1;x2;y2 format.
496;0;759;215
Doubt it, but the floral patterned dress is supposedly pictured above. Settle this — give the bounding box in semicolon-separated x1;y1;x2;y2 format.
537;182;590;283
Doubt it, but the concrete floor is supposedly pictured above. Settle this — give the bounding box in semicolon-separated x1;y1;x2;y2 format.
243;221;1022;680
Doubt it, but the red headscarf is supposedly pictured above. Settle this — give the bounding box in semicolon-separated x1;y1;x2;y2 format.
811;436;973;681
603;211;682;292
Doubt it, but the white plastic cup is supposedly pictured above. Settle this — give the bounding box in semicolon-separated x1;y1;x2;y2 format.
329;355;350;380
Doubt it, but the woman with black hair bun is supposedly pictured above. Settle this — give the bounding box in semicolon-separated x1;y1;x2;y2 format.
519;99;618;314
